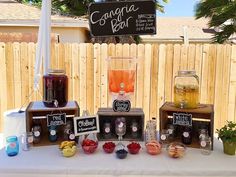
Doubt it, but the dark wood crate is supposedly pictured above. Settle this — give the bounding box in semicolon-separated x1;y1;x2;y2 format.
159;102;214;149
26;101;80;146
97;108;144;141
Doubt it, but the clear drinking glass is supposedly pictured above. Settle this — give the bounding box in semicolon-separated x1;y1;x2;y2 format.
115;117;126;145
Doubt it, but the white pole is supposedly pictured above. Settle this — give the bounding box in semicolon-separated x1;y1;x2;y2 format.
34;0;51;90
183;26;189;45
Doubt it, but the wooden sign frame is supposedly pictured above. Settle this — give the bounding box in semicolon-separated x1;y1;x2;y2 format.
73;115;100;136
88;0;156;37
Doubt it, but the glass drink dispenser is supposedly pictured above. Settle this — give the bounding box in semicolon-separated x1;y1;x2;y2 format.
174;70;199;109
107;57;137;104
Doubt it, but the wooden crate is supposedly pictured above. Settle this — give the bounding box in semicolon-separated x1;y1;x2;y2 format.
26;101;80;146
97;108;144;141
159;102;214;149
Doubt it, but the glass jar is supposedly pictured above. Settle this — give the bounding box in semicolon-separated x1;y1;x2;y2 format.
181;126;192;145
103;121;112;139
167;124;175;141
174;70;199;109
130;120;139;138
32;120;42;144
199;128;208;141
145;118;157;144
48;125;57;142
43;69;68;107
21;132;33;151
6;136;19;156
200;135;211;155
63;120;76;141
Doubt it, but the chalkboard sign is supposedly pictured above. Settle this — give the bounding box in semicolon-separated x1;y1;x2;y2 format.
47;113;66;127
73;116;100;136
173;113;192;126
113;99;131;112
89;0;156;37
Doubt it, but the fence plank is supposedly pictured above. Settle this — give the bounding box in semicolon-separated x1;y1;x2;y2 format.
157;44;166;124
150;44;158;119
13;43;22;108
71;43;80;105
130;44;137;107
20;43;29;108
94;43;101;112
188;44;196;70
86;43;94;114
100;44;108;107
0;43;7;131
143;44;152;120
228;45;236;122
195;44;203;98
136;44;145;108
79;43;87;113
165;44;174;102
180;45;188;70
6;43;15;109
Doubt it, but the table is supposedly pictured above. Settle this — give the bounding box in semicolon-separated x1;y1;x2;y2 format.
0;139;236;177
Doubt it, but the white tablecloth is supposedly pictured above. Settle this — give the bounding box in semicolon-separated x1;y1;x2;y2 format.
0;139;236;177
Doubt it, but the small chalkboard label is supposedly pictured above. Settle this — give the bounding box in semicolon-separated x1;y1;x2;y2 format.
89;0;156;37
47;113;66;127
73;116;100;136
113;99;131;112
173;113;192;126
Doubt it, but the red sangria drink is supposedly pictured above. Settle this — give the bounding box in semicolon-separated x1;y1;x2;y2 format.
43;69;68;107
107;57;137;101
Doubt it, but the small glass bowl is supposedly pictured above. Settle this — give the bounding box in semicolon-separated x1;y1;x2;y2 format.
145;140;162;155
81;139;98;154
116;149;128;159
167;142;186;158
127;142;141;154
103;142;116;153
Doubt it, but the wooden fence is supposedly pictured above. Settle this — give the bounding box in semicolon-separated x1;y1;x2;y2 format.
0;42;236;131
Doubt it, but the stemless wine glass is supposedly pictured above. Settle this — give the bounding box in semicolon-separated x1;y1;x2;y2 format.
115;117;126;146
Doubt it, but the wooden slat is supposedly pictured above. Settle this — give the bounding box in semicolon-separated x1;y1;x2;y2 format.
136;44;145;108
207;45;217;103
94;43;101;112
107;43;116;107
188;44;196;70
100;43;108;107
71;43;80;104
6;43;15;109
165;44;174;102
157;44;166;126
143;44;152;120
20;42;29;107
79;43;87;113
220;44;231;126
13;43;22;108
86;43;94;114
28;43;37;102
180;44;188;70
64;43;73;101
194;44;203;98
228;45;236;122
130;44;137;107
150;44;158;119
172;44;181;102
0;43;7;131
214;44;225;129
201;44;210;104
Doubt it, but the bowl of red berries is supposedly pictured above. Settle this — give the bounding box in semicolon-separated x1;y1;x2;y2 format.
127;142;141;154
103;142;116;153
82;139;98;154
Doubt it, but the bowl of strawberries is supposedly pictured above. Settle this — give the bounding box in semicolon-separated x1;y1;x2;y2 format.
103;142;116;153
82;139;98;154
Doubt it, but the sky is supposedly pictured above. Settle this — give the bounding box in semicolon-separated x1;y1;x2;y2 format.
157;0;200;17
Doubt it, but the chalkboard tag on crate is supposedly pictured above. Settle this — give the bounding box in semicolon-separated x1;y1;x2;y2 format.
113;99;131;112
47;113;66;127
173;113;192;126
